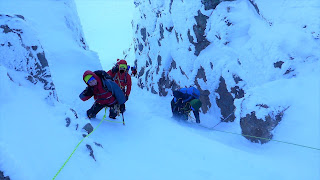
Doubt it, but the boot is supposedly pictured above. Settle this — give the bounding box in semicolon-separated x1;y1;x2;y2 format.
109;106;117;119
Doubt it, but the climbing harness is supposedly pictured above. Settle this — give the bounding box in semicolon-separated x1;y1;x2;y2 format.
114;71;128;91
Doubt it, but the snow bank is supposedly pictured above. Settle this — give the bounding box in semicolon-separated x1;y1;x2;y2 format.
0;0;104;179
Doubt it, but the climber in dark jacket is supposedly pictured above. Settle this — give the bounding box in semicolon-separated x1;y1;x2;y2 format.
171;87;202;123
79;70;126;119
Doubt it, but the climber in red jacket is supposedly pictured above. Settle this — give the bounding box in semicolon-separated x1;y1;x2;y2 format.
79;70;126;119
107;59;132;101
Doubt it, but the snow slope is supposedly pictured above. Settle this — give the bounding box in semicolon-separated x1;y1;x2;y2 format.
1;70;319;179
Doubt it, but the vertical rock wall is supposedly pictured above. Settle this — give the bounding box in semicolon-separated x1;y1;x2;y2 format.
132;0;319;144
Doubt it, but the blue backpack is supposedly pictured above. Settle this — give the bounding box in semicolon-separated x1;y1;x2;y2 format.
179;87;200;99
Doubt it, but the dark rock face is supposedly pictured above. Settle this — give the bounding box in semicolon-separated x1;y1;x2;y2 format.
0;171;10;180
159;24;164;40
151;86;158;94
156;55;162;74
240;108;287;144
231;86;244;99
195;66;207;82
147;55;152;65
232;74;243;84
194;67;211;113
175;30;180;42
138;66;145;78
158;72;180;96
169;59;177;71
65;117;71;127
133;1;237;116
83;123;94;134
0;14;56;100
215;76;236;122
0;24;12;33
94;142;103;148
169;0;173;13
145;69;150;89
274;61;284;69
248;0;260;15
86;144;96;161
284;68;295;77
191;10;210;56
70;108;78;119
201;0;235;10
14;14;25;20
141;27;147;42
201;0;220;10
138;78;145;89
138;43;144;52
166;26;173;32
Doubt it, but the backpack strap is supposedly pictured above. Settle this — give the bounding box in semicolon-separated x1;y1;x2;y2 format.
124;72;128;84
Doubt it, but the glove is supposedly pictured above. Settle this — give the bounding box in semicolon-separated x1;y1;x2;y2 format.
83;86;93;95
120;104;126;113
79;87;93;99
111;64;119;73
125;95;129;101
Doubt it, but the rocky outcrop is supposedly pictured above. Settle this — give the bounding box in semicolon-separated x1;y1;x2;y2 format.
0;14;56;100
216;76;235;122
158;72;180;96
194;66;211;113
83;123;94;134
189;10;210;56
132;1;242;117
0;171;10;180
86;144;96;161
133;0;213;113
274;61;284;69
131;0;317;145
240;106;288;144
201;0;236;10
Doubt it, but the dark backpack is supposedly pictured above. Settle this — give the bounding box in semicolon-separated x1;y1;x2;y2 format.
94;70;113;81
94;70;114;91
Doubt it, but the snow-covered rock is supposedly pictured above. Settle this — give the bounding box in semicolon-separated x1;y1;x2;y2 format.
0;0;103;178
0;14;56;101
0;170;10;180
132;0;320;143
